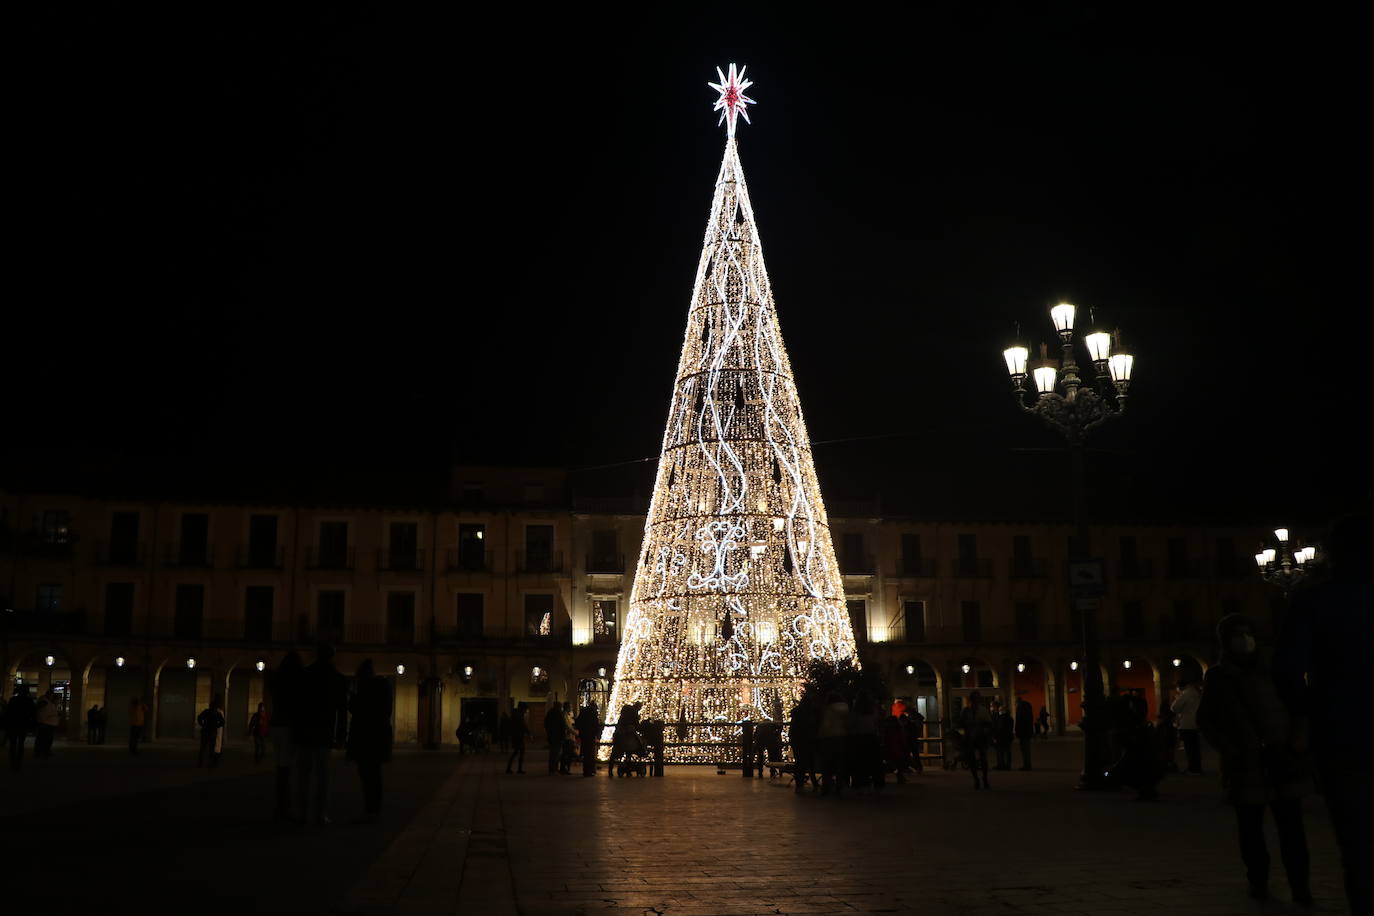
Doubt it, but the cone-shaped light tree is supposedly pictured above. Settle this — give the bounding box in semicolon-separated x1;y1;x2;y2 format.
603;65;859;762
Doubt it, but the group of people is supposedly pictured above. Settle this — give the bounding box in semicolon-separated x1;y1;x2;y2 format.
951;694;1039;789
2;686;63;770
501;699;607;777
85;704;108;744
786;690;924;796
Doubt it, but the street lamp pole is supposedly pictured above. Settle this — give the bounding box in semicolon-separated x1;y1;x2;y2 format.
1255;527;1319;604
1002;302;1134;790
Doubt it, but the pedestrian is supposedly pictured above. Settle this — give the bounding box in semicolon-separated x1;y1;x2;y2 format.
1156;703;1178;773
295;644;348;825
1274;511;1373;914
880;710;910;783
848;691;884;791
247;702;269;764
958;692;992;790
608;702;642;777
1037;705;1050;739
87;703;100;744
95;705;107;744
1198;613;1312;905
560;701;577;774
544;700;565;774
789;695;819;792
576;701;600;777
196;695;226;767
815;692;850;797
34;688;59;758
128;696;147;755
1171;678;1203;774
1105;691;1162;801
7;686;36;772
505;702;528;774
346;659;392;824
1014;698;1035;770
267;651;303;820
992;702;1013;771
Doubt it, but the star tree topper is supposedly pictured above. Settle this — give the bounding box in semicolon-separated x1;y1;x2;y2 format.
709;63;755;137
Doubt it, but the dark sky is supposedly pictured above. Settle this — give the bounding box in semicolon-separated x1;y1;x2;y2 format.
11;7;1365;523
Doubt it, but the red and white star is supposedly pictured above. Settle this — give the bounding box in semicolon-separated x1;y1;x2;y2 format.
708;63;755;137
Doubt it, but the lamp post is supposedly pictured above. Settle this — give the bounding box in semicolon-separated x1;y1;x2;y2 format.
1002;301;1135;789
1255;527;1319;598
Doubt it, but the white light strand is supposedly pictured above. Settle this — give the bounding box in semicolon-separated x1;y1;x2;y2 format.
603;83;859;761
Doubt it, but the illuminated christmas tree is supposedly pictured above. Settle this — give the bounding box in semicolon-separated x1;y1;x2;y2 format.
604;65;859;762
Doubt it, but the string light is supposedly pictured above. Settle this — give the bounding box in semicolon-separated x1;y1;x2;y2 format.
602;67;858;762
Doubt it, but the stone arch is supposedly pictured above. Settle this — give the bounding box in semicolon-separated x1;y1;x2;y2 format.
1110;653;1162;722
1009;655;1055;725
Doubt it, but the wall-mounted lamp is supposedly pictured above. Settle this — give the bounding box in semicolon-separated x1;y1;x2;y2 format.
186;658;197;669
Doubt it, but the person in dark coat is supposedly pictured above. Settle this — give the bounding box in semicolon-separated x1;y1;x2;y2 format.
1199;613;1312;905
992;703;1014;770
196;696;226;767
1014;698;1035;770
576;701;600;777
505;702;528;774
87;704;100;744
346;660;393;824
6;686;36;772
294;644;348;824
1037;705;1050;738
267;651;303;820
608;703;642;777
958;693;992;790
544;701;566;774
1274;511;1374;915
789;696;819;792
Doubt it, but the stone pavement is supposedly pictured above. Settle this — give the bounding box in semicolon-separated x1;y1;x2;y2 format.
1;738;1351;914
342;739;1349;916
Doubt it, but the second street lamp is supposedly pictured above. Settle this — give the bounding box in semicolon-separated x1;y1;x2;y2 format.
1002;301;1135;790
1256;527;1319;598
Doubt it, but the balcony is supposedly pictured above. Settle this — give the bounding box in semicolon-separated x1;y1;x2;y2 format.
1118;559;1154;580
515;551;564;574
839;554;876;576
445;548;490;573
586;553;625;575
10;529;78;559
145;616;292;642
951;558;994;578
1009;558;1049;579
164;544;216;568
306;546;355;570
433;625;568;644
236;545;286;570
377;549;426;573
894;557;937;577
94;540;146;566
1;608;88;635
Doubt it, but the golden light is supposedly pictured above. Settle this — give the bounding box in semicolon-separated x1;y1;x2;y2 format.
1050;302;1076;333
186;657;196;669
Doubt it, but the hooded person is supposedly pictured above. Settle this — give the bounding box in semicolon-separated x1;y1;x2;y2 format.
346;659;392;823
1198;613;1312;905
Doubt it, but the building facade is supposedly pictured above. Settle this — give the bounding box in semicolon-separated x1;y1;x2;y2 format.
1;467;1284;747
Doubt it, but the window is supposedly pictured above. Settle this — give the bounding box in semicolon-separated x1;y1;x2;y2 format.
1123;600;1145;640
40;510;72;544
1012;535;1035;577
179;513;210;565
388;522;420;570
317;521;349;568
846;599;867;641
842;532;865;573
903;600;926;642
589;530;620;572
244;586;274;642
109;511;140;564
36;584;63;611
525;525;555;572
457;593;484;638
900;533;924;575
591;598;619;643
1171;599;1194;639
961;600;982;642
317;590;346;643
1067;534;1088;559
387;592;416;645
247;515;279;567
461;482;484;504
956;534;980;576
1215;537;1238;577
1167;537;1188;578
525;593;554;636
1015;601;1038;641
458;524;487;570
105;583;134;636
522;483;545;504
174;584;204;639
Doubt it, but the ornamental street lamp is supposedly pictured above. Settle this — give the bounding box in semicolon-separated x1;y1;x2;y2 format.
1002;301;1135;790
1255;527;1319;597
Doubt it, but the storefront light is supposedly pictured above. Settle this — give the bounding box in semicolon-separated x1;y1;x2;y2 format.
462;664;474;678
395;663;406;676
44;655;55;667
961;663;971;674
186;657;196;669
1070;661;1079;671
115;656;125;668
531;666;542;678
1122;660;1133;669
904;664;915;676
1172;657;1182;667
255;660;266;672
1016;662;1026;673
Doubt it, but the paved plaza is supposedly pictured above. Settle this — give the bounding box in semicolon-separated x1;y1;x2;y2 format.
1;737;1350;915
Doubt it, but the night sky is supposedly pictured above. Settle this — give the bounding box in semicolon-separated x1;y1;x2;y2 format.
11;8;1365;525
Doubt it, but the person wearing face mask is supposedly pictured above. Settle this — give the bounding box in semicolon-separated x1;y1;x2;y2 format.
1197;613;1312;906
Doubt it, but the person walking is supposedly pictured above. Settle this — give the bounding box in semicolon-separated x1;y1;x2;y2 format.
847;692;884;791
127;696;148;755
505;702;528;774
958;692;992;790
7;686;36;772
815;692;850;797
346;660;392;824
1198;613;1312;905
1172;678;1203;774
544;701;565;774
1037;705;1050;739
576;701;600;777
1014;698;1035;770
34;688;59;759
87;704;101;744
789;695;819;792
1274;511;1374;914
267;651;303;820
196;696;226;767
95;705;107;744
247;702;269;764
992;702;1013;771
295;644;348;825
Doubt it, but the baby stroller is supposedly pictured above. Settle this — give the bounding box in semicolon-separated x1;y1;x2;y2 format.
613;727;651;776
